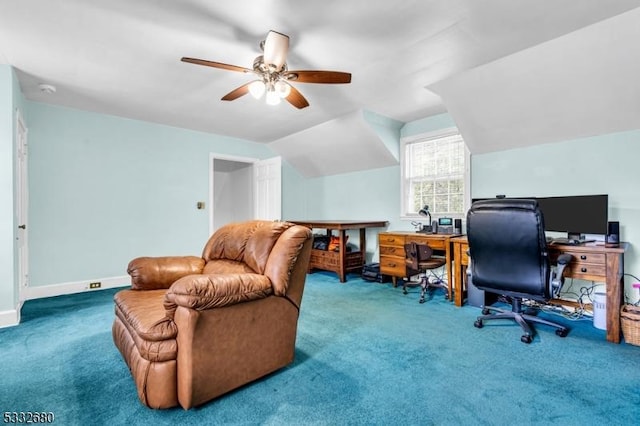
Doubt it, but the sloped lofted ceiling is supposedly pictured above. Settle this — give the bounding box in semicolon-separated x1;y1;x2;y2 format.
2;1;640;175
269;110;402;178
429;6;640;155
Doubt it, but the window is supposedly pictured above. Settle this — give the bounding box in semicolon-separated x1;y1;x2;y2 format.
401;129;470;219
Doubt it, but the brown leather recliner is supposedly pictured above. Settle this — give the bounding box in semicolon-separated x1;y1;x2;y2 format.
112;220;312;409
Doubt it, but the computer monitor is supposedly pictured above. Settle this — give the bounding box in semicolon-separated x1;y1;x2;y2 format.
471;194;608;236
536;194;608;235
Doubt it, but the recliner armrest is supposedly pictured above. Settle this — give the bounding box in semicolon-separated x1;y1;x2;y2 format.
163;273;273;318
128;256;206;290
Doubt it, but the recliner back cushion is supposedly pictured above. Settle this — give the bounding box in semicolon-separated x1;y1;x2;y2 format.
202;220;294;274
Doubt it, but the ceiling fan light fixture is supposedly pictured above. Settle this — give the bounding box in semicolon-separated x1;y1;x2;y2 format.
265;88;281;106
181;30;351;109
275;80;291;98
248;80;266;99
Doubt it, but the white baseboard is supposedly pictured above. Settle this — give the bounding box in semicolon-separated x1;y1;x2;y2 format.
0;307;21;329
21;275;130;301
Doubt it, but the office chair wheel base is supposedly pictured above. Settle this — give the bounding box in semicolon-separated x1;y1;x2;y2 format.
419;299;426;304
521;334;533;344
403;289;408;295
481;308;491;315
555;328;569;337
474;320;484;328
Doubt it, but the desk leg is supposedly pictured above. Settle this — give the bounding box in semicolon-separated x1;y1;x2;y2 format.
338;230;347;283
444;243;454;302
605;253;623;343
360;228;367;278
453;243;464;307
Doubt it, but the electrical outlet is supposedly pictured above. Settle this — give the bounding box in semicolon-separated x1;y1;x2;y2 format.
89;282;101;289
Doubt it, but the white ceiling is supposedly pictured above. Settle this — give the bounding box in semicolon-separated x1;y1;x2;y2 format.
430;5;640;154
2;1;640;172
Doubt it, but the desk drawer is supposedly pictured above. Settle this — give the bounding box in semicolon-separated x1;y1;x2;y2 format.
379;234;405;246
380;245;404;256
552;251;605;265
565;263;607;280
549;249;606;279
379;256;406;277
406;236;446;250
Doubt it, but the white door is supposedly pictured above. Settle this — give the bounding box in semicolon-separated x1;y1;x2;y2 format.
16;110;29;299
210;155;282;234
254;156;281;220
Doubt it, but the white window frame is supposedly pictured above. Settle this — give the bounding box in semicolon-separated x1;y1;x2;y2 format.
400;127;471;221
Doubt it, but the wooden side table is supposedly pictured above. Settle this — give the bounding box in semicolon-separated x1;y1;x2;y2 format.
289;220;388;282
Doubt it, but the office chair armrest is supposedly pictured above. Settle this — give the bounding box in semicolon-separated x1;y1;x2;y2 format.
550;254;573;296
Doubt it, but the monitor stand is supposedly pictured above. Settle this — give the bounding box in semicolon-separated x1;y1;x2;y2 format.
568;232;581;241
552;234;595;245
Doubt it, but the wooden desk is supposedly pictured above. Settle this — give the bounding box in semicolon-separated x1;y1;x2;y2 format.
451;236;629;344
378;232;462;301
290;220;388;282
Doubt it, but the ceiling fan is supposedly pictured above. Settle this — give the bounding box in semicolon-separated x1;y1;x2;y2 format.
181;30;351;109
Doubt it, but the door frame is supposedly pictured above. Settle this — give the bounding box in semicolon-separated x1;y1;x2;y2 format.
209;153;258;235
208;153;282;235
16;109;29;302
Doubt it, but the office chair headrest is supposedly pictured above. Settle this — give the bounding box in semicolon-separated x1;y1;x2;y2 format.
470;198;538;212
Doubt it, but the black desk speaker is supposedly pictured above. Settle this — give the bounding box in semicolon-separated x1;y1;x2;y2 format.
606;221;620;246
454;218;462;234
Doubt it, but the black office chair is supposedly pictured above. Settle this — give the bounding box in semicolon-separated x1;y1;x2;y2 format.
466;199;573;343
403;242;447;303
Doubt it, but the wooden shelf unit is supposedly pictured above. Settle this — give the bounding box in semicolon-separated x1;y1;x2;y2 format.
290;220;388;282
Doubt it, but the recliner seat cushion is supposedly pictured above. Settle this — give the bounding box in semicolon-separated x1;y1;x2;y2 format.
114;289;177;362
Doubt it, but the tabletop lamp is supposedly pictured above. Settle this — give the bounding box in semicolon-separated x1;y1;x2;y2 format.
418;205;433;233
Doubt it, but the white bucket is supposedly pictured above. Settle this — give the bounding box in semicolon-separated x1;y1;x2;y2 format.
593;291;607;330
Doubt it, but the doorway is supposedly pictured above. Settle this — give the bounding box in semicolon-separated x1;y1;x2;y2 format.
209;154;282;234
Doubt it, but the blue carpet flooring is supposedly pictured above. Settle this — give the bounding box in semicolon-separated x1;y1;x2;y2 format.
2;271;640;425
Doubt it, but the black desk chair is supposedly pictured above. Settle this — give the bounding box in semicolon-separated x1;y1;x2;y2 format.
466;199;572;343
403;242;447;303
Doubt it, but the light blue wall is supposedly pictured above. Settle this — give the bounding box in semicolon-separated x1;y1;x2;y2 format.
0;65;15;312
11;84;640;305
363;110;403;160
298;113;460;261
25;101;288;286
282;160;307;221
307;110;640;303
302;165;398;261
472;131;640;302
401;113;456;138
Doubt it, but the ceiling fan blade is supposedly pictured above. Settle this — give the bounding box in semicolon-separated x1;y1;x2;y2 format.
221;83;251;101
181;57;251;73
263;30;289;71
286;70;351;84
285;85;310;109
